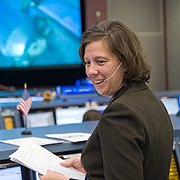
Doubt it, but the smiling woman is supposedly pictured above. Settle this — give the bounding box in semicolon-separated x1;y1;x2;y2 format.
39;20;173;180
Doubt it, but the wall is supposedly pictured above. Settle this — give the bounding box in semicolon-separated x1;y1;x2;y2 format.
167;0;180;90
84;0;107;29
107;0;166;91
84;0;180;91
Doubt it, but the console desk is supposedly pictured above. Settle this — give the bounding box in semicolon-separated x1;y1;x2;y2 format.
0;121;98;163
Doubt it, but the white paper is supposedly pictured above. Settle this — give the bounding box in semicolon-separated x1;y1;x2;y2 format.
0;137;63;146
46;132;91;143
9;140;85;180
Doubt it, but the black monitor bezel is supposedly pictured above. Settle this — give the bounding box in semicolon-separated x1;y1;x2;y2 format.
0;0;86;88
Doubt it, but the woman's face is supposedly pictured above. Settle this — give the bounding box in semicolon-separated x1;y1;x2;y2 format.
84;40;125;96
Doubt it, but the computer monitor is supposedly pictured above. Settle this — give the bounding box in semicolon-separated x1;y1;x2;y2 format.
160;97;179;115
27;111;55;128
0;0;85;87
55;107;87;125
0;164;23;180
169;142;180;179
33;171;40;180
55;105;107;125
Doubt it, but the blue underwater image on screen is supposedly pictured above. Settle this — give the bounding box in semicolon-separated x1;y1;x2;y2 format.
0;0;82;69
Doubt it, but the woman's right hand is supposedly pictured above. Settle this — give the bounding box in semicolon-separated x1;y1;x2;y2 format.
60;157;86;173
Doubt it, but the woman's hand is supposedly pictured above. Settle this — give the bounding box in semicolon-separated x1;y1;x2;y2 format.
38;157;86;180
61;157;86;173
39;170;69;180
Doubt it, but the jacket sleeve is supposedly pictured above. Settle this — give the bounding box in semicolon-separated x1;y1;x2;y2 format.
98;102;145;180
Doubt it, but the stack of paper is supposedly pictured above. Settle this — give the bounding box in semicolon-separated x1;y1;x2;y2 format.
9;140;85;180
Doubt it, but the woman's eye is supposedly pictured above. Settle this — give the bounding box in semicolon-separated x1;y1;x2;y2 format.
98;60;106;65
84;61;90;66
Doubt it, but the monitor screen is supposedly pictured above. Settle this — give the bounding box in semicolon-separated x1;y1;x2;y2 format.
169;142;180;179
55;105;107;125
0;165;23;180
0;0;85;87
27;111;55;127
160;97;179;115
34;171;40;180
55;107;87;125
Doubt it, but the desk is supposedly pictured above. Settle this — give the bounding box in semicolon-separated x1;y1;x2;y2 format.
1;115;180;162
0;121;98;163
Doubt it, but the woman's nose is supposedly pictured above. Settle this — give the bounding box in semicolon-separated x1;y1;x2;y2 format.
87;64;99;75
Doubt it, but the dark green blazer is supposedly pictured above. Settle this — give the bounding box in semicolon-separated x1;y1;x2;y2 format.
81;82;173;180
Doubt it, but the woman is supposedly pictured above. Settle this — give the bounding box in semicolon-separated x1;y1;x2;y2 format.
40;20;173;180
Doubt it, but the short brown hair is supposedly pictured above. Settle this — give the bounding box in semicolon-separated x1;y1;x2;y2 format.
83;109;102;122
79;20;151;83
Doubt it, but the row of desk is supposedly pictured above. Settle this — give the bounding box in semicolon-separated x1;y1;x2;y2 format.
0;121;98;162
0;115;180;179
1;115;180;162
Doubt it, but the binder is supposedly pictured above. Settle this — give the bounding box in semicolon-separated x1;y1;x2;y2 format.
3;116;14;129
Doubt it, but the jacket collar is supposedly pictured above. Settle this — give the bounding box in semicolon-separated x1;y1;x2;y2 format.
108;81;148;105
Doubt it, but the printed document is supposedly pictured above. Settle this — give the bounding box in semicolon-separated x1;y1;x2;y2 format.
1;137;63;146
46;132;91;143
9;140;85;180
